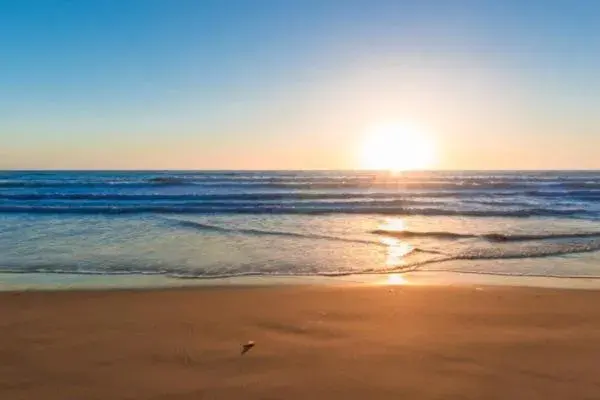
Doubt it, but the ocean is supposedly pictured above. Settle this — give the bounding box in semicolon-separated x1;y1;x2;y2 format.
2;170;600;287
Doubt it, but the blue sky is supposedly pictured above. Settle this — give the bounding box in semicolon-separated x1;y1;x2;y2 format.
1;0;599;169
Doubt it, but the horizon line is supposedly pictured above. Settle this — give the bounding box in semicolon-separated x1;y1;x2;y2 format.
2;168;600;173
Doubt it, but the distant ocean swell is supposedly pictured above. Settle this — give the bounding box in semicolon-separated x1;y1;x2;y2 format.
0;205;592;217
1;191;600;201
3;179;600;191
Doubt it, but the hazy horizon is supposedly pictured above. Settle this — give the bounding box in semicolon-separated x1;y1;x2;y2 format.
2;0;599;170
3;168;600;173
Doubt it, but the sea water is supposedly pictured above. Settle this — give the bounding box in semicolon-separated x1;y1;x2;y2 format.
1;170;600;287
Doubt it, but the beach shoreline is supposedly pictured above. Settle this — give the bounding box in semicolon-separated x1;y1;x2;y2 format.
3;269;600;292
2;284;600;399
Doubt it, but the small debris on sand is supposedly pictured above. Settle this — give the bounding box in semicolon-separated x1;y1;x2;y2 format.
241;341;255;355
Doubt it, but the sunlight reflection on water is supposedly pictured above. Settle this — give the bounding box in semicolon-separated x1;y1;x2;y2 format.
377;217;415;268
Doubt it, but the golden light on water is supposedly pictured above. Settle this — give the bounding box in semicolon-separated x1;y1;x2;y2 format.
381;237;413;266
377;217;412;285
361;122;436;171
377;217;413;268
379;217;406;233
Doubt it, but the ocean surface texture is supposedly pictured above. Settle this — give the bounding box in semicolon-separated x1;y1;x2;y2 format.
1;170;600;280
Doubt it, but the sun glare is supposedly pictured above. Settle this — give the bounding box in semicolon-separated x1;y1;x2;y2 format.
386;274;408;285
361;123;436;171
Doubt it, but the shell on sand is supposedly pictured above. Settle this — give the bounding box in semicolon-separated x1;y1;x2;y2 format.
241;341;255;355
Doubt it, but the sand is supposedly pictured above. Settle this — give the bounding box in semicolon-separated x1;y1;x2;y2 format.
1;284;600;399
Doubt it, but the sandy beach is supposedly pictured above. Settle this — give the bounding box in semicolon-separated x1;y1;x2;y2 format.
1;284;600;399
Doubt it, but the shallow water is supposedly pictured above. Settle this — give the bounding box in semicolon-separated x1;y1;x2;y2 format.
1;170;600;284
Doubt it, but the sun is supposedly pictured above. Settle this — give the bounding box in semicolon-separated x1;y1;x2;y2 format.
361;123;436;171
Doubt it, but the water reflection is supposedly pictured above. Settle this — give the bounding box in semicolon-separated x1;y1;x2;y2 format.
381;237;413;267
377;217;413;267
378;217;406;233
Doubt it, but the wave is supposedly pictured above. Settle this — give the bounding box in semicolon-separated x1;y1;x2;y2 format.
0;265;419;279
2;237;600;279
455;241;600;260
160;218;450;257
0;192;458;203
482;232;600;242
3;267;600;280
166;218;386;247
406;268;600;280
0;204;591;218
0;181;147;189
147;177;188;184
0;192;518;203
372;229;600;242
3;190;600;210
1;192;599;215
3;179;600;191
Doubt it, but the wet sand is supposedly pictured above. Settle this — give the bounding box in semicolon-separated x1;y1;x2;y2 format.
1;284;600;399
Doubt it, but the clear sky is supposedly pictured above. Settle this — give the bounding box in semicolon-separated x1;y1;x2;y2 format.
1;0;598;170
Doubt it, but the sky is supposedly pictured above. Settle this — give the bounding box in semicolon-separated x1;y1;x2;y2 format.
1;0;599;170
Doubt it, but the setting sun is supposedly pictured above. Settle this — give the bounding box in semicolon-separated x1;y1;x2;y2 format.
361;123;436;171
